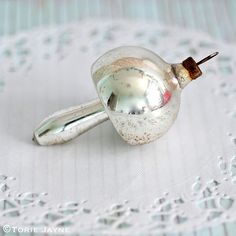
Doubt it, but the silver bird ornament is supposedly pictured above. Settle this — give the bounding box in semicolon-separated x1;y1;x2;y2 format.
33;46;218;146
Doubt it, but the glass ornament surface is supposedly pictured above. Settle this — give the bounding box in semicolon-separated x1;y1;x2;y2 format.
0;20;236;235
92;46;181;144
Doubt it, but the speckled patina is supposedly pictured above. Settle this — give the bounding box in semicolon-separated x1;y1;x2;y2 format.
92;46;185;145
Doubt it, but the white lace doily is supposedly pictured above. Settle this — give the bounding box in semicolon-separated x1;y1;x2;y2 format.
0;20;236;235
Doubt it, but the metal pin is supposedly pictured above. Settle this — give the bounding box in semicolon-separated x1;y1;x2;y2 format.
197;52;219;65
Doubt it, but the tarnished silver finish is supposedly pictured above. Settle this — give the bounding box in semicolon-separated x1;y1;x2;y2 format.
33;46;218;146
92;46;183;145
33;99;108;145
